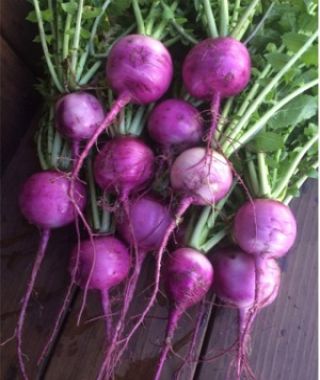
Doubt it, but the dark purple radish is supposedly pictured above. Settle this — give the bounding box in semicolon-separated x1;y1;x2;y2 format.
147;99;204;154
212;247;281;379
182;37;251;143
70;34;173;186
71;236;130;342
55;91;105;158
233;199;297;258
117;195;172;255
114;146;233;372
98;197;172;378
154;248;214;380
17;170;86;380
94;136;155;202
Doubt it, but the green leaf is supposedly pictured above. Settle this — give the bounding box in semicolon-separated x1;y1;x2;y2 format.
26;11;37;23
82;6;101;19
282;32;308;52
80;29;91;39
247;132;285;153
269;95;318;129
61;2;78;14
308;168;318;178
26;9;53;23
302;46;318;66
298;13;317;33
265;52;290;70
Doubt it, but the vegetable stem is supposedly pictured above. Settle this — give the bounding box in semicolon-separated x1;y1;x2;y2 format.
231;0;260;40
227;78;318;155
132;0;146;35
283;162;318;205
200;229;228;253
71;0;84;74
220;63;272;147
63;13;72;60
220;0;229;37
32;0;64;92
224;33;318;155
245;151;260;196
79;61;102;85
257;152;271;197
203;0;219;38
87;155;101;231
189;207;212;250
272;134;318;199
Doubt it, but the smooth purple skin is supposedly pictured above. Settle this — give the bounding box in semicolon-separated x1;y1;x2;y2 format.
182;37;251;99
19;170;86;229
170;147;233;205
94;136;155;197
106;34;173;105
164;248;214;310
212;247;280;309
233;199;297;258
147;99;203;150
117;196;172;252
71;236;130;291
55;92;105;141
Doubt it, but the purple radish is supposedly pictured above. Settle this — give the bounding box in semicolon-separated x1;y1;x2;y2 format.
147;99;204;154
17;170;86;380
98;196;172;377
70;34;173;187
55;91;105;157
182;37;251;143
94;136;155;202
170;147;233;205
71;236;130;342
154;248;214;380
111;146;233;375
212;247;281;379
233;199;297;258
117;195;172;254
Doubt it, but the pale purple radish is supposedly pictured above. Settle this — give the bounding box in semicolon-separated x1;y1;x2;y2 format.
55;91;105;158
147;99;204;153
212;247;281;379
17;170;86;380
107;146;233;377
154;248;214;380
233;199;297;258
182;37;251;143
71;236;130;342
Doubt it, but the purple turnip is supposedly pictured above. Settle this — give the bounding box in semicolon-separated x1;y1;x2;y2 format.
17;170;86;379
212;247;280;379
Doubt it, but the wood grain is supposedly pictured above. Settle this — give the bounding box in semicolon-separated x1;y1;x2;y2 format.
195;179;318;380
0;127;77;380
0;0;41;74
0;36;40;173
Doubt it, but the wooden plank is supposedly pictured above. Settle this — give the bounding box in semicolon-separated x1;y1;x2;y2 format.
0;36;40;174
44;254;212;380
195;179;318;380
0;126;77;379
0;0;41;73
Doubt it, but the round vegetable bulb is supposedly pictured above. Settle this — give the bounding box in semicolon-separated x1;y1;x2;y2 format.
147;99;203;151
106;34;173;104
233;199;297;258
170;147;233;205
55;92;105;141
182;37;251;100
